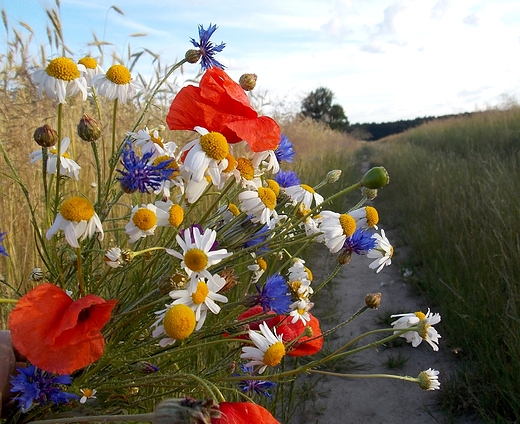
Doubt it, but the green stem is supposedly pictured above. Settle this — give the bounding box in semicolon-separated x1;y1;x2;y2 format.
53;102;63;217
30;412;156;424
313;262;342;295
110;98;118;159
76;247;86;296
309;369;418;384
0;298;18;304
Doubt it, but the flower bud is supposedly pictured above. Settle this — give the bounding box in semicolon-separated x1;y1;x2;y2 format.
361;166;389;189
338;250;352;265
156;273;187;294
153;397;220;424
360;186;378;200
239;73;257;91
185;49;202;64
326;169;342;183
77;114;102;142
33;124;58;147
29;267;45;282
365;292;382;309
303;326;314;337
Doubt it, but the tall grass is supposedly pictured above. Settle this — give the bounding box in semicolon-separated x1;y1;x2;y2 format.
371;107;520;422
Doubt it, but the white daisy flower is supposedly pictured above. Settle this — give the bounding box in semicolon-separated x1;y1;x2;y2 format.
79;388;97;404
150;154;183;199
125;204;161;243
180;127;229;184
240;321;286;374
46;197;103;248
417;368;441;390
349;206;379;230
29;137;81;180
238;187;279;227
78;57;104;84
250;149;280;174
288;258;313;283
31;57;88;104
127;127;178;159
152;303;197;347
289;299;314;324
155;200;184;228
183;172;212;204
169;274;228;330
367;229;393;272
91;64;141;103
391;308;442;351
318;211;357;253
247;253;267;285
285;184;324;209
166;226;232;292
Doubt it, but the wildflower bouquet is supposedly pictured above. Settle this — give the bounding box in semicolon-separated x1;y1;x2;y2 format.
0;23;442;424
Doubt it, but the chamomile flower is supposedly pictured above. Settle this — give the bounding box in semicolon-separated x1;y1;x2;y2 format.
367;229;393;273
166;226;232;292
79;388;97;404
104;247;133;268
77;57;104;84
46;197;103;248
125;204;159;243
169;274;228;330
247;253;267;285
29;137;81;180
250;149;280;174
285;184;324;209
152;304;197;347
180;127;229;184
241;322;286;374
391;309;441;351
289;299;314;324
288;258;313;283
31;57;88;103
155;200;184;228
349;206;379;230
318;211;357;253
151;155;183;198
417;368;441;390
127;127;178;159
91;64;140;103
238;187;279;227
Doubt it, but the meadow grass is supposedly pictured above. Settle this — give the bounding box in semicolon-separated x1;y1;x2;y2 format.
369;107;520;423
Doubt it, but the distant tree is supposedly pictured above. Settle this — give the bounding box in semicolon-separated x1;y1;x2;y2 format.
300;87;349;132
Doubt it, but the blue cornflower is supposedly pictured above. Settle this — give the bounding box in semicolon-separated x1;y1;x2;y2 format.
255;273;291;314
0;232;8;257
117;141;175;193
10;365;78;413
243;224;270;253
274;170;301;188
190;24;226;70
274;134;295;163
236;364;276;399
342;228;377;255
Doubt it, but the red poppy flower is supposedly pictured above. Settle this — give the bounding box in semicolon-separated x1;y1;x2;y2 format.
166;67;280;152
212;402;279;424
8;283;117;375
238;306;323;357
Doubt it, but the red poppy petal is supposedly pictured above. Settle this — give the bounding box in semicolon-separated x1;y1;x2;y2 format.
224;116;280;152
213;402;280;424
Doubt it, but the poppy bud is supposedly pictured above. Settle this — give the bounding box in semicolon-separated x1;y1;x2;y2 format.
77;114;102;142
185;49;202;64
361;166;389;189
239;73;257;91
33;124;58;147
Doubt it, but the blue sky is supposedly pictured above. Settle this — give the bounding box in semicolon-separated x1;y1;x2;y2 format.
2;0;520;123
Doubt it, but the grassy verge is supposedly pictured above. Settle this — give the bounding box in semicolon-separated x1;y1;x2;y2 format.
369;107;520;423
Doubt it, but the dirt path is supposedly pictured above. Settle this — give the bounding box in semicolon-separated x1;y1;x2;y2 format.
288;239;481;424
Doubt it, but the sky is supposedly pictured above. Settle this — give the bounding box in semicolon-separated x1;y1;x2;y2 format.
2;0;520;124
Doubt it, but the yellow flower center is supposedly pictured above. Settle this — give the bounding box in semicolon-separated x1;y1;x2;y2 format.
60;197;95;222
339;214;356;237
415;311;426;320
297;307;306;315
304;267;313;281
191;281;210;305
184;248;208;272
228;203;240;217
236;157;255;180
266;179;280;197
78;57;98;69
256;258;267;271
365;206;379;227
106;64;132;85
46;57;80;81
168;204;184;227
199;132;228;160
289;280;302;293
81;388;95;397
153;155;180;179
257;187;276;210
301;184;315;194
132;208;157;231
49;147;71;158
150;132;165;148
163;304;196;340
263;341;285;366
222;153;236;173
